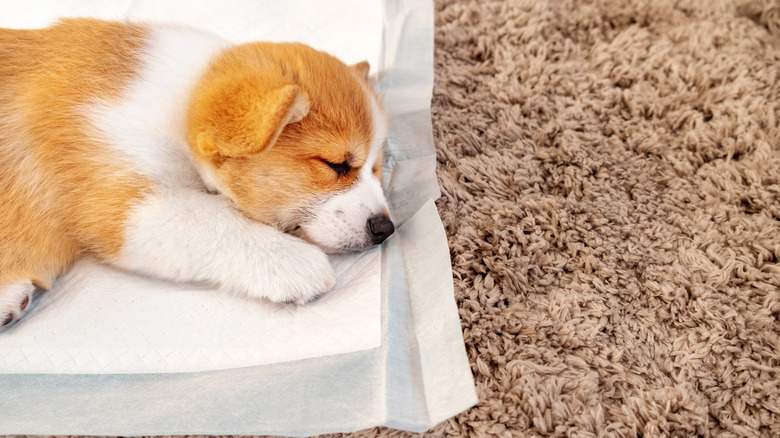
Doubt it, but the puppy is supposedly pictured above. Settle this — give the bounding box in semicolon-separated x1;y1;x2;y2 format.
0;18;394;329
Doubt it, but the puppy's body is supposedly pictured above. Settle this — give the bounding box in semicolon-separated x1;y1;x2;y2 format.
0;19;392;328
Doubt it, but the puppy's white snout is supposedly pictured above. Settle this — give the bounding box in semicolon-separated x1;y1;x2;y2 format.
368;214;394;245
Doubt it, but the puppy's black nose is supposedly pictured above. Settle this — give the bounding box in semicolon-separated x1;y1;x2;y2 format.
368;215;395;245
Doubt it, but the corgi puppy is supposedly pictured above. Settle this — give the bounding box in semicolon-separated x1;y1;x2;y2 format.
0;18;394;329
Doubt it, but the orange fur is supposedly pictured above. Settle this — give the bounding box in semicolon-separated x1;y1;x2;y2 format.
1;18;385;295
0;19;151;287
187;42;379;231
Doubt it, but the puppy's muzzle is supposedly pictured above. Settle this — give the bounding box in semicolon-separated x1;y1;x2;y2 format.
368;215;394;245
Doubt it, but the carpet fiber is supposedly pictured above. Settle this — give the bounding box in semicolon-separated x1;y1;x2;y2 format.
342;0;780;436
427;0;780;436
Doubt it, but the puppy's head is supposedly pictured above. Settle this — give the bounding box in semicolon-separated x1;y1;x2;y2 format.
187;42;393;253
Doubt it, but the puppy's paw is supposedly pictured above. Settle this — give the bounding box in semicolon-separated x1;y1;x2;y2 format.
247;237;336;305
0;280;35;330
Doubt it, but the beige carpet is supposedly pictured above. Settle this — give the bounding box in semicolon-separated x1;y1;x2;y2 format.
337;0;780;436
427;0;780;436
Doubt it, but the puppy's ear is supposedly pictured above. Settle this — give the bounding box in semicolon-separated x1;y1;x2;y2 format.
351;61;371;82
191;79;310;159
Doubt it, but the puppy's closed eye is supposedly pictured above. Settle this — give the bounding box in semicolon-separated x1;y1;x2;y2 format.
322;159;351;177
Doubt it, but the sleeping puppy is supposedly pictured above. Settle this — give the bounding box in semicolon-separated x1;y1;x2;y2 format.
0;18;394;329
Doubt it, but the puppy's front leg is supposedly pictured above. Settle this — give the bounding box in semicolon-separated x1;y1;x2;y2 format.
109;190;335;304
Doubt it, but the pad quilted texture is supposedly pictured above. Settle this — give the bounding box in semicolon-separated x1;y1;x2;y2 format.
0;251;380;373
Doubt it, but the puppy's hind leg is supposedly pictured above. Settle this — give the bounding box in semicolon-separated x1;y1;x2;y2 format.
0;280;35;330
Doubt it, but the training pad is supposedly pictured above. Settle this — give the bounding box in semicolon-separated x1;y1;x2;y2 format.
0;0;477;435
